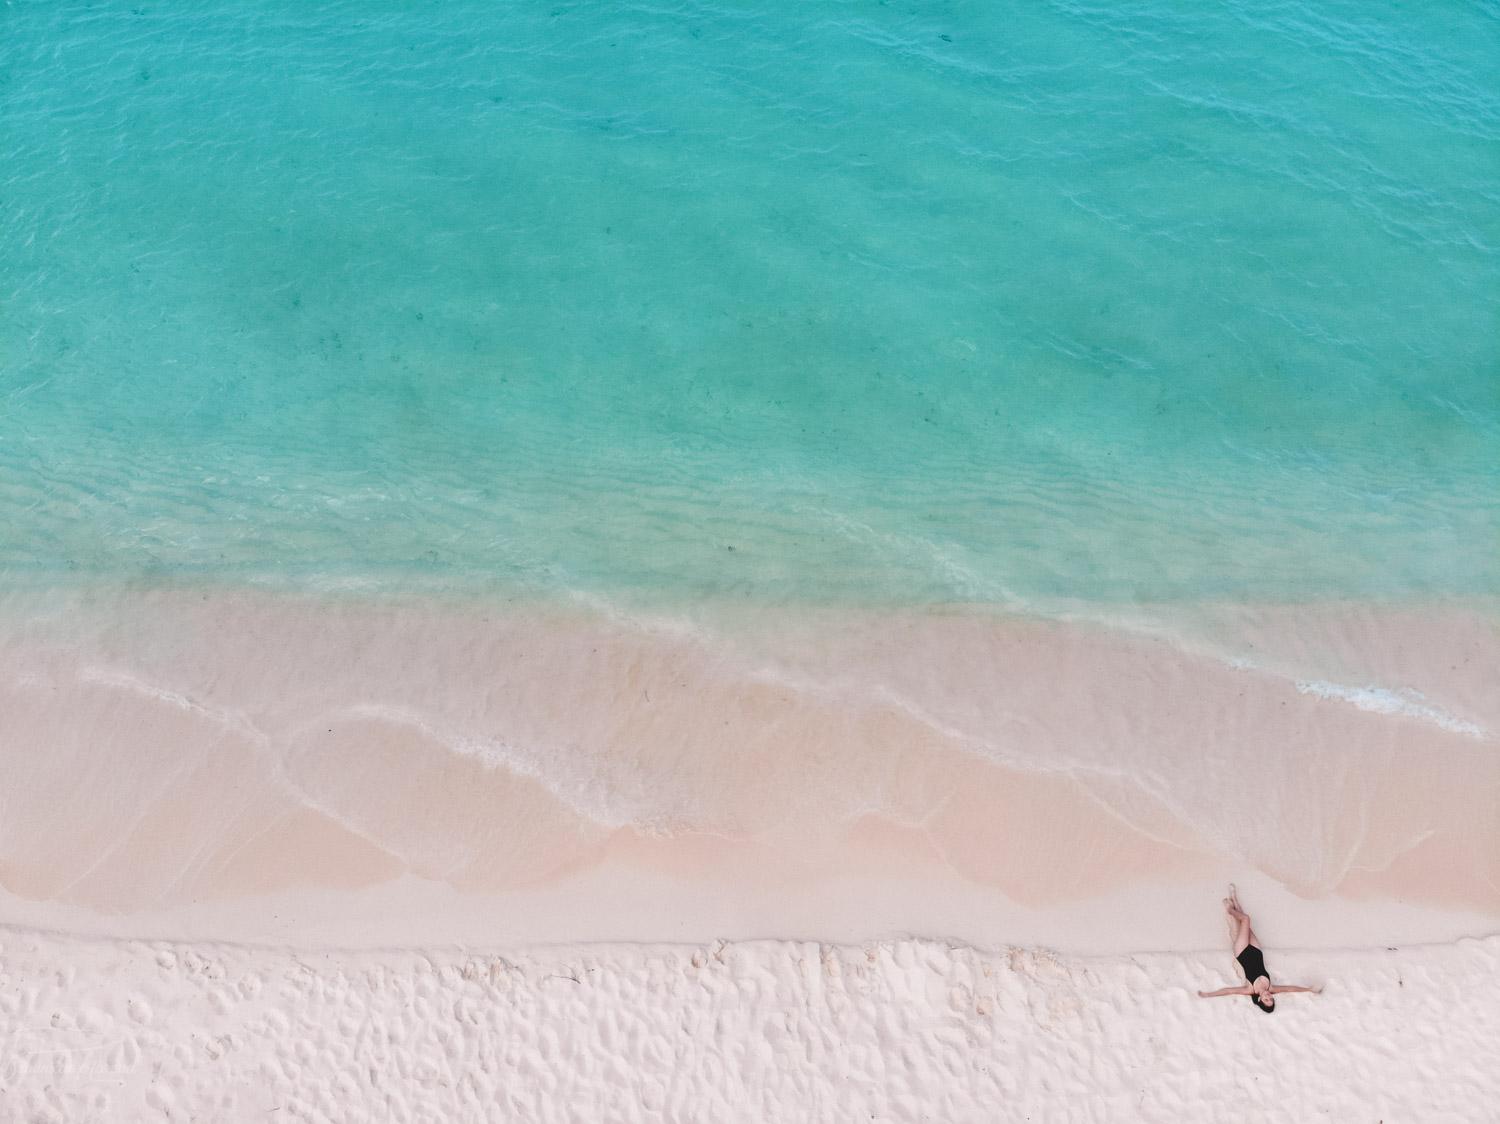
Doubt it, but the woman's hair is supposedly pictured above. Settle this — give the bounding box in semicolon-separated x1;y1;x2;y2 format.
1254;993;1276;1013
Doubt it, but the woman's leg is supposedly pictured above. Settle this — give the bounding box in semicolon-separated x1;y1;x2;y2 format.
1224;897;1253;955
1230;890;1262;947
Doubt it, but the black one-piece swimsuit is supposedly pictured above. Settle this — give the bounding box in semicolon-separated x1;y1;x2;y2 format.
1237;944;1269;990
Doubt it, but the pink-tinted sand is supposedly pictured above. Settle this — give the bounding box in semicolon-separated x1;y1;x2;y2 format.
1;589;1495;950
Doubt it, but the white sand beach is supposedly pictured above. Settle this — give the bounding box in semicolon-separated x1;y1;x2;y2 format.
4;926;1497;1122
2;591;1497;1120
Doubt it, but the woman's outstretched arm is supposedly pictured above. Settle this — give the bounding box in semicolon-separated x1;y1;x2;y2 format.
1269;984;1323;995
1196;985;1253;998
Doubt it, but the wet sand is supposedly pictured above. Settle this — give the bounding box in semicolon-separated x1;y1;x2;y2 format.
1;589;1495;948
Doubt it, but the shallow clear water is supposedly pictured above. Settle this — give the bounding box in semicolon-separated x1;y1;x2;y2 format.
3;0;1497;605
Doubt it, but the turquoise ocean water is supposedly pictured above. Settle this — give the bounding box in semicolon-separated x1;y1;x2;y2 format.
3;1;1497;607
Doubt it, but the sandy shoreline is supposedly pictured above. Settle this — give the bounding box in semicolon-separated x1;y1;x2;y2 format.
3;588;1497;1120
1;588;1496;951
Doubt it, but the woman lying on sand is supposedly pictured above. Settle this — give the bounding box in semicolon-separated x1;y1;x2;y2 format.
1197;886;1322;1012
